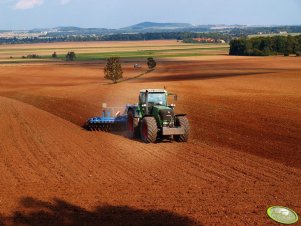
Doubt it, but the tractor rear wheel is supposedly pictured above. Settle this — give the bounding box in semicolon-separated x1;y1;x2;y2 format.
174;116;190;142
127;110;139;139
140;117;158;143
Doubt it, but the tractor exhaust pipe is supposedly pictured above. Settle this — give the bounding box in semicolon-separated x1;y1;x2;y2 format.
145;90;149;115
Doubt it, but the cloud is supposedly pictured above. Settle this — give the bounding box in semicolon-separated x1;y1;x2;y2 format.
60;0;71;5
14;0;43;10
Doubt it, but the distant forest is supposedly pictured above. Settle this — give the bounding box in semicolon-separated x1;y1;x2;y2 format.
229;35;301;56
1;26;301;45
230;26;301;37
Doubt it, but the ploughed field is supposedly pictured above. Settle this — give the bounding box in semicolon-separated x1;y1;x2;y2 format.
0;41;300;225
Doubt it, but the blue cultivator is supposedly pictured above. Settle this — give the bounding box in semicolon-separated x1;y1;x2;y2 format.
85;105;128;131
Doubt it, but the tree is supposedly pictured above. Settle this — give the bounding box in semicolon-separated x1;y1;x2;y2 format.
147;57;157;70
229;39;248;55
252;49;265;56
104;57;123;83
273;36;286;53
281;36;293;56
66;52;76;61
229;35;301;56
52;52;57;58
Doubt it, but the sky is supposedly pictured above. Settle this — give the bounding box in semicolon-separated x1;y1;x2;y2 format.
0;0;300;30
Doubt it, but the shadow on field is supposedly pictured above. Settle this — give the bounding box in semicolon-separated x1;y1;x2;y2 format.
0;215;4;226
105;69;154;85
0;197;201;226
132;71;275;83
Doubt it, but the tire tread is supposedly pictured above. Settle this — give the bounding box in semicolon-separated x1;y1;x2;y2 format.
174;116;190;142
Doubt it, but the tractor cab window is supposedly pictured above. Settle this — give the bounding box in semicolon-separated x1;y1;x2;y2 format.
148;93;167;106
140;92;167;106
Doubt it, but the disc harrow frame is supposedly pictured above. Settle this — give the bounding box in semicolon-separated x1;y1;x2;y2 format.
85;106;127;132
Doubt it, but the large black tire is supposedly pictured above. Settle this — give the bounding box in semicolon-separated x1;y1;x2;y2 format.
127;110;139;139
174;116;190;142
140;117;158;143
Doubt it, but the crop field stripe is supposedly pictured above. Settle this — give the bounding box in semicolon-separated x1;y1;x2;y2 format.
0;53;217;63
0;44;227;52
0;42;229;63
53;53;213;61
0;44;200;52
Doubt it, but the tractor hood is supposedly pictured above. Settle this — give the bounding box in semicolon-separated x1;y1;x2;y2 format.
152;105;175;124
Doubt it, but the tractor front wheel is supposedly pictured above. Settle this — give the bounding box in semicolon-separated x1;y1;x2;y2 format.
174;116;190;142
140;117;158;143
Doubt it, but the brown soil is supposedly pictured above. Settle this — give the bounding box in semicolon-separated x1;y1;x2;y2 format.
0;56;300;225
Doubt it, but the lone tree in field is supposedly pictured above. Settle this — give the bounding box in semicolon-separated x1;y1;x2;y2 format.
147;57;157;70
52;52;57;58
104;57;123;83
66;52;76;61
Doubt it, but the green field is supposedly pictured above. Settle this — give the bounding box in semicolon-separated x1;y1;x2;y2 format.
49;47;228;61
0;41;229;63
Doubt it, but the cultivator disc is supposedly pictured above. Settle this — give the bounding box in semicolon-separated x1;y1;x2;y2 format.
85;114;127;132
85;104;129;132
86;123;115;132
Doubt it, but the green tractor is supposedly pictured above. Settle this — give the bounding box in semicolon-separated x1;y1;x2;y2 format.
126;89;190;143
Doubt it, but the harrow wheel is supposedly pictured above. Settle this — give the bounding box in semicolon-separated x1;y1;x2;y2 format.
127;110;139;139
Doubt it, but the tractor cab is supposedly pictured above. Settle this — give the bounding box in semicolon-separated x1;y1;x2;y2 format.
139;89;175;126
139;89;168;113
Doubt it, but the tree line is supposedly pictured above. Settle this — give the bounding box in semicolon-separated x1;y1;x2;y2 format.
229;26;301;37
229;35;301;56
0;32;231;44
